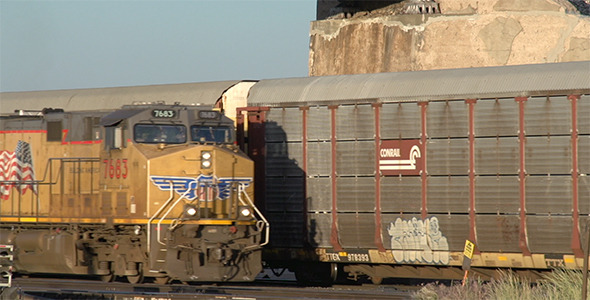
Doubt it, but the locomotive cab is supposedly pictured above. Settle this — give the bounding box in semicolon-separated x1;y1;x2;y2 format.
98;104;268;282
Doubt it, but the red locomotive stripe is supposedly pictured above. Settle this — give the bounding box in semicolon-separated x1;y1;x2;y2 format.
0;216;257;226
61;129;68;144
0;130;46;134
0;129;101;144
68;140;103;145
61;129;101;144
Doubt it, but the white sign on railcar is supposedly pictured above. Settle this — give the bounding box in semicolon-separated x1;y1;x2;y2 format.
379;140;423;176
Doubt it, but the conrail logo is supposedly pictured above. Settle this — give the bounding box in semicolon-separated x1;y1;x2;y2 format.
150;175;252;201
379;140;423;176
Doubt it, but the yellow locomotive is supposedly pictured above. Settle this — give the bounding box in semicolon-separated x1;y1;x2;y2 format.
0;103;268;284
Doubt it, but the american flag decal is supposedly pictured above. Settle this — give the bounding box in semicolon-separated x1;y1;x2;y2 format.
0;140;37;200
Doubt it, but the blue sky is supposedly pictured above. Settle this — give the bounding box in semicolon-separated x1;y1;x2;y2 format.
0;0;316;92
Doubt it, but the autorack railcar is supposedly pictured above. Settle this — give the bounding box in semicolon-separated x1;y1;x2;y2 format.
238;61;590;284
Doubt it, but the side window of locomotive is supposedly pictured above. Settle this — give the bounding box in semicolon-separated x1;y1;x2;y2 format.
134;124;187;144
46;121;62;142
84;117;101;141
190;125;232;144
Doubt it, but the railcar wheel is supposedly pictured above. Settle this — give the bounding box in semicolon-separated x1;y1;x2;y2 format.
371;276;383;285
294;262;338;286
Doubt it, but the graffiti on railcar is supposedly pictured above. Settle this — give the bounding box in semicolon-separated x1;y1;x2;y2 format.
387;216;449;264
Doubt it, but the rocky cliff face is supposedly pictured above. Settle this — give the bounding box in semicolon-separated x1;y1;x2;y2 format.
310;0;590;76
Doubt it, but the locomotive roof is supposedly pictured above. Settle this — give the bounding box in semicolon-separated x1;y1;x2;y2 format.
0;80;240;115
100;108;145;126
248;61;590;106
99;103;217;126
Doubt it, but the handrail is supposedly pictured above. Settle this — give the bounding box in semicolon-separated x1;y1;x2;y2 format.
41;157;101;184
147;181;175;253
146;178;269;255
0;244;14;287
0;157;100;218
156;180;199;246
239;183;270;248
0;158;101;188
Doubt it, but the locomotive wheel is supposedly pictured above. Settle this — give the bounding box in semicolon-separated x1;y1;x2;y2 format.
127;272;144;284
126;263;145;284
154;276;170;284
100;273;115;282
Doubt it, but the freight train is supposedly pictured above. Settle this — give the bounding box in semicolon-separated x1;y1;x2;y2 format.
1;61;589;286
0;103;268;285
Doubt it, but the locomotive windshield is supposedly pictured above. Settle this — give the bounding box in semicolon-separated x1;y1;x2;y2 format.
134;124;187;144
191;125;232;144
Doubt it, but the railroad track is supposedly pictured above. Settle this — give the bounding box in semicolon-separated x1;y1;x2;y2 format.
1;277;412;299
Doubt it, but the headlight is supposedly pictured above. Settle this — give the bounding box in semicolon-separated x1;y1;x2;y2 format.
240;207;252;217
133;225;142;235
201;152;212;160
186;206;197;216
201;151;212;169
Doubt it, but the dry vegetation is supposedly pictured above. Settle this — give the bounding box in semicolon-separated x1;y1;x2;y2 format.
412;269;589;300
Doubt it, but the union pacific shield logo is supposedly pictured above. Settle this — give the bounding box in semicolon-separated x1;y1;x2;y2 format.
379;140;423;176
150;175;252;201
